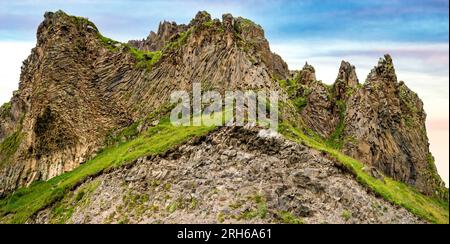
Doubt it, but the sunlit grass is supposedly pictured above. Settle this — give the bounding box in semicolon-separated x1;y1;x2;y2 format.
279;122;449;224
0;118;215;223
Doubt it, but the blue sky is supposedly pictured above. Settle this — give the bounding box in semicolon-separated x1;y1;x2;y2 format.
0;0;448;43
0;0;448;184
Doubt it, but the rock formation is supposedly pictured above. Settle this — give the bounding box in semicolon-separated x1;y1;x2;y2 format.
0;10;447;223
343;55;446;198
27;126;423;224
283;55;446;199
0;10;289;196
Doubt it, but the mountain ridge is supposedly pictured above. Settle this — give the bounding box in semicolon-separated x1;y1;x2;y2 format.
0;10;447;224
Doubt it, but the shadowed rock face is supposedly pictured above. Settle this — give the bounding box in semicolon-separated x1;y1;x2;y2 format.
0;10;445;201
296;63;339;138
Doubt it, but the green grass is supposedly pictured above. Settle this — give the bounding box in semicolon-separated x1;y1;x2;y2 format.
0;131;23;167
50;180;100;224
0;118;215;223
341;210;352;222
236;17;263;31
293;97;308;111
130;48;162;71
279;122;449;224
326;99;346;149
202;20;214;28
0;102;12;119
276;211;304;224
106;121;140;146
163;28;193;51
234;194;268;221
97;33;162;71
97;34;121;51
277;78;311;112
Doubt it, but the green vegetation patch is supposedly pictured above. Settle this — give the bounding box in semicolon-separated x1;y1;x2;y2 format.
279;122;449;224
275;211;304;224
49;180;100;224
341;210;352;222
235;17;263;32
97;34;162;71
233;194;268;221
72;16;98;31
292;97;308;111
0;102;12;119
0;131;23;167
326;99;346;149
277;79;311;112
106;121;140;146
133;50;162;71
97;34;121;51
202;20;215;28
0;118;215;223
163;28;193;51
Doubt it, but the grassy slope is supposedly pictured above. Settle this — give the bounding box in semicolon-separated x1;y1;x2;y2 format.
0;114;448;223
0;119;215;223
279;122;449;224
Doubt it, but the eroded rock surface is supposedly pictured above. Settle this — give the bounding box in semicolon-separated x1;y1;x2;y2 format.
0;11;289;195
29;127;424;224
0;10;446;211
343;55;446;198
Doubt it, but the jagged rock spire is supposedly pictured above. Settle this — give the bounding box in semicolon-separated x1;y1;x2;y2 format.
334;60;359;101
190;11;212;26
297;62;316;85
367;54;397;82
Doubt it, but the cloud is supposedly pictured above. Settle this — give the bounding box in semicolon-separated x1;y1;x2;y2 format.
0;41;35;104
1;0;449;43
427;118;449;186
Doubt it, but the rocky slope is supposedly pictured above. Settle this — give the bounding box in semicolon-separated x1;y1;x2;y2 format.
27;126;423;224
0;10;448;223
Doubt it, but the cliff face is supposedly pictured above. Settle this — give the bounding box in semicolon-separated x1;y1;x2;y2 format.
0;11;289;196
343;55;446;198
0;10;446;204
0;12;133;196
281;57;446;199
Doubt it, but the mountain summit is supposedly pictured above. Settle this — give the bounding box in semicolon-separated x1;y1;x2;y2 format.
0;10;447;224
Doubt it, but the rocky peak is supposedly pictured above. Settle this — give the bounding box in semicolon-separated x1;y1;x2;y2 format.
342;55;446;198
334;61;359;101
289;62;340;138
130;11;288;80
297;62;317;85
0;10;134;196
367;54;397;83
129;20;188;52
37;11;98;46
190;11;212;26
221;13;235;31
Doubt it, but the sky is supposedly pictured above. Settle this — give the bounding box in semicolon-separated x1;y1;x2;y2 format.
0;0;448;185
